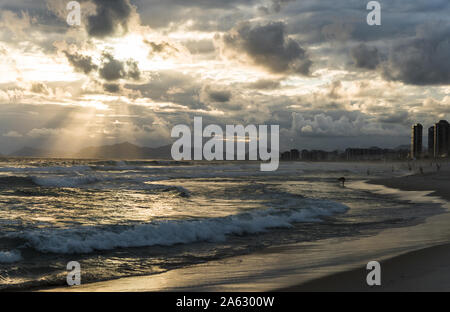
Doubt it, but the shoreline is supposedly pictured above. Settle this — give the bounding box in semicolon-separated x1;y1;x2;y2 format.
367;170;450;202
279;169;450;291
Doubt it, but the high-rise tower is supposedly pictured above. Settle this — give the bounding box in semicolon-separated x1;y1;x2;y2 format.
411;123;423;159
428;126;435;157
434;120;450;158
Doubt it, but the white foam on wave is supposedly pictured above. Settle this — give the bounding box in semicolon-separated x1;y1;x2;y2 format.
0;250;22;263
31;174;102;187
18;199;348;254
0;165;92;174
29;173;189;194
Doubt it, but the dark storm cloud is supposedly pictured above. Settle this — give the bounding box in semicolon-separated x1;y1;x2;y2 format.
86;0;133;38
283;0;449;46
145;41;175;53
63;50;140;82
222;21;312;75
99;52;140;81
346;22;450;86
350;44;381;70
99;52;125;80
64;51;98;74
382;24;450;85
144;40;180;57
103;83;120;93
204;86;232;102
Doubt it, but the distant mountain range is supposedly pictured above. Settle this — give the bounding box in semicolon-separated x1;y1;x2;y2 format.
77;142;172;159
7;146;71;158
7;142;173;159
395;144;411;150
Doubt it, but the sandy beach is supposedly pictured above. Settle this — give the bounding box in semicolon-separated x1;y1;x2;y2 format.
280;243;450;291
368;167;450;201
281;167;450;291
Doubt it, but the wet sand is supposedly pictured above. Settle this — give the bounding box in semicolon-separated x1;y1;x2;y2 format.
367;168;450;201
280;168;450;291
279;243;450;291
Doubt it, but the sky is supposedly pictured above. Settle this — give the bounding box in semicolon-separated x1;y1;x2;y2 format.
0;0;449;154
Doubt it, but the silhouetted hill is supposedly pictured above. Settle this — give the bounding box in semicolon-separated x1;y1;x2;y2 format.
8;147;70;158
76;142;172;159
395;144;410;150
8;142;278;160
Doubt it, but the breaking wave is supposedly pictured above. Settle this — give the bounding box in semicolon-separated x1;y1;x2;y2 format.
31;175;102;188
0;250;22;263
0;165;92;174
14;199;348;254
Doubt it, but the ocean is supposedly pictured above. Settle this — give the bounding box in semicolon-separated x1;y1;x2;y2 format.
0;158;445;290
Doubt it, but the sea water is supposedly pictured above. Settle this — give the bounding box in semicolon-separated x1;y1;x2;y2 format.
0;158;444;290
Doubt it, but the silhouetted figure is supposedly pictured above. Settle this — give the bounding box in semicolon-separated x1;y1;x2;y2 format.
419;167;424;175
367;169;370;176
338;177;346;187
437;163;441;172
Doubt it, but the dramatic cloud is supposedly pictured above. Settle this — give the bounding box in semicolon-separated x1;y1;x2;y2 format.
99;52;140;81
86;0;134;38
202;85;232;103
382;24;450;85
222;22;312;75
103;83;121;93
351;44;381;70
64;51;98;74
144;40;179;55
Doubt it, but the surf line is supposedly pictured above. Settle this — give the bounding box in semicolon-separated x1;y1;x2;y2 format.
171;116;279;171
